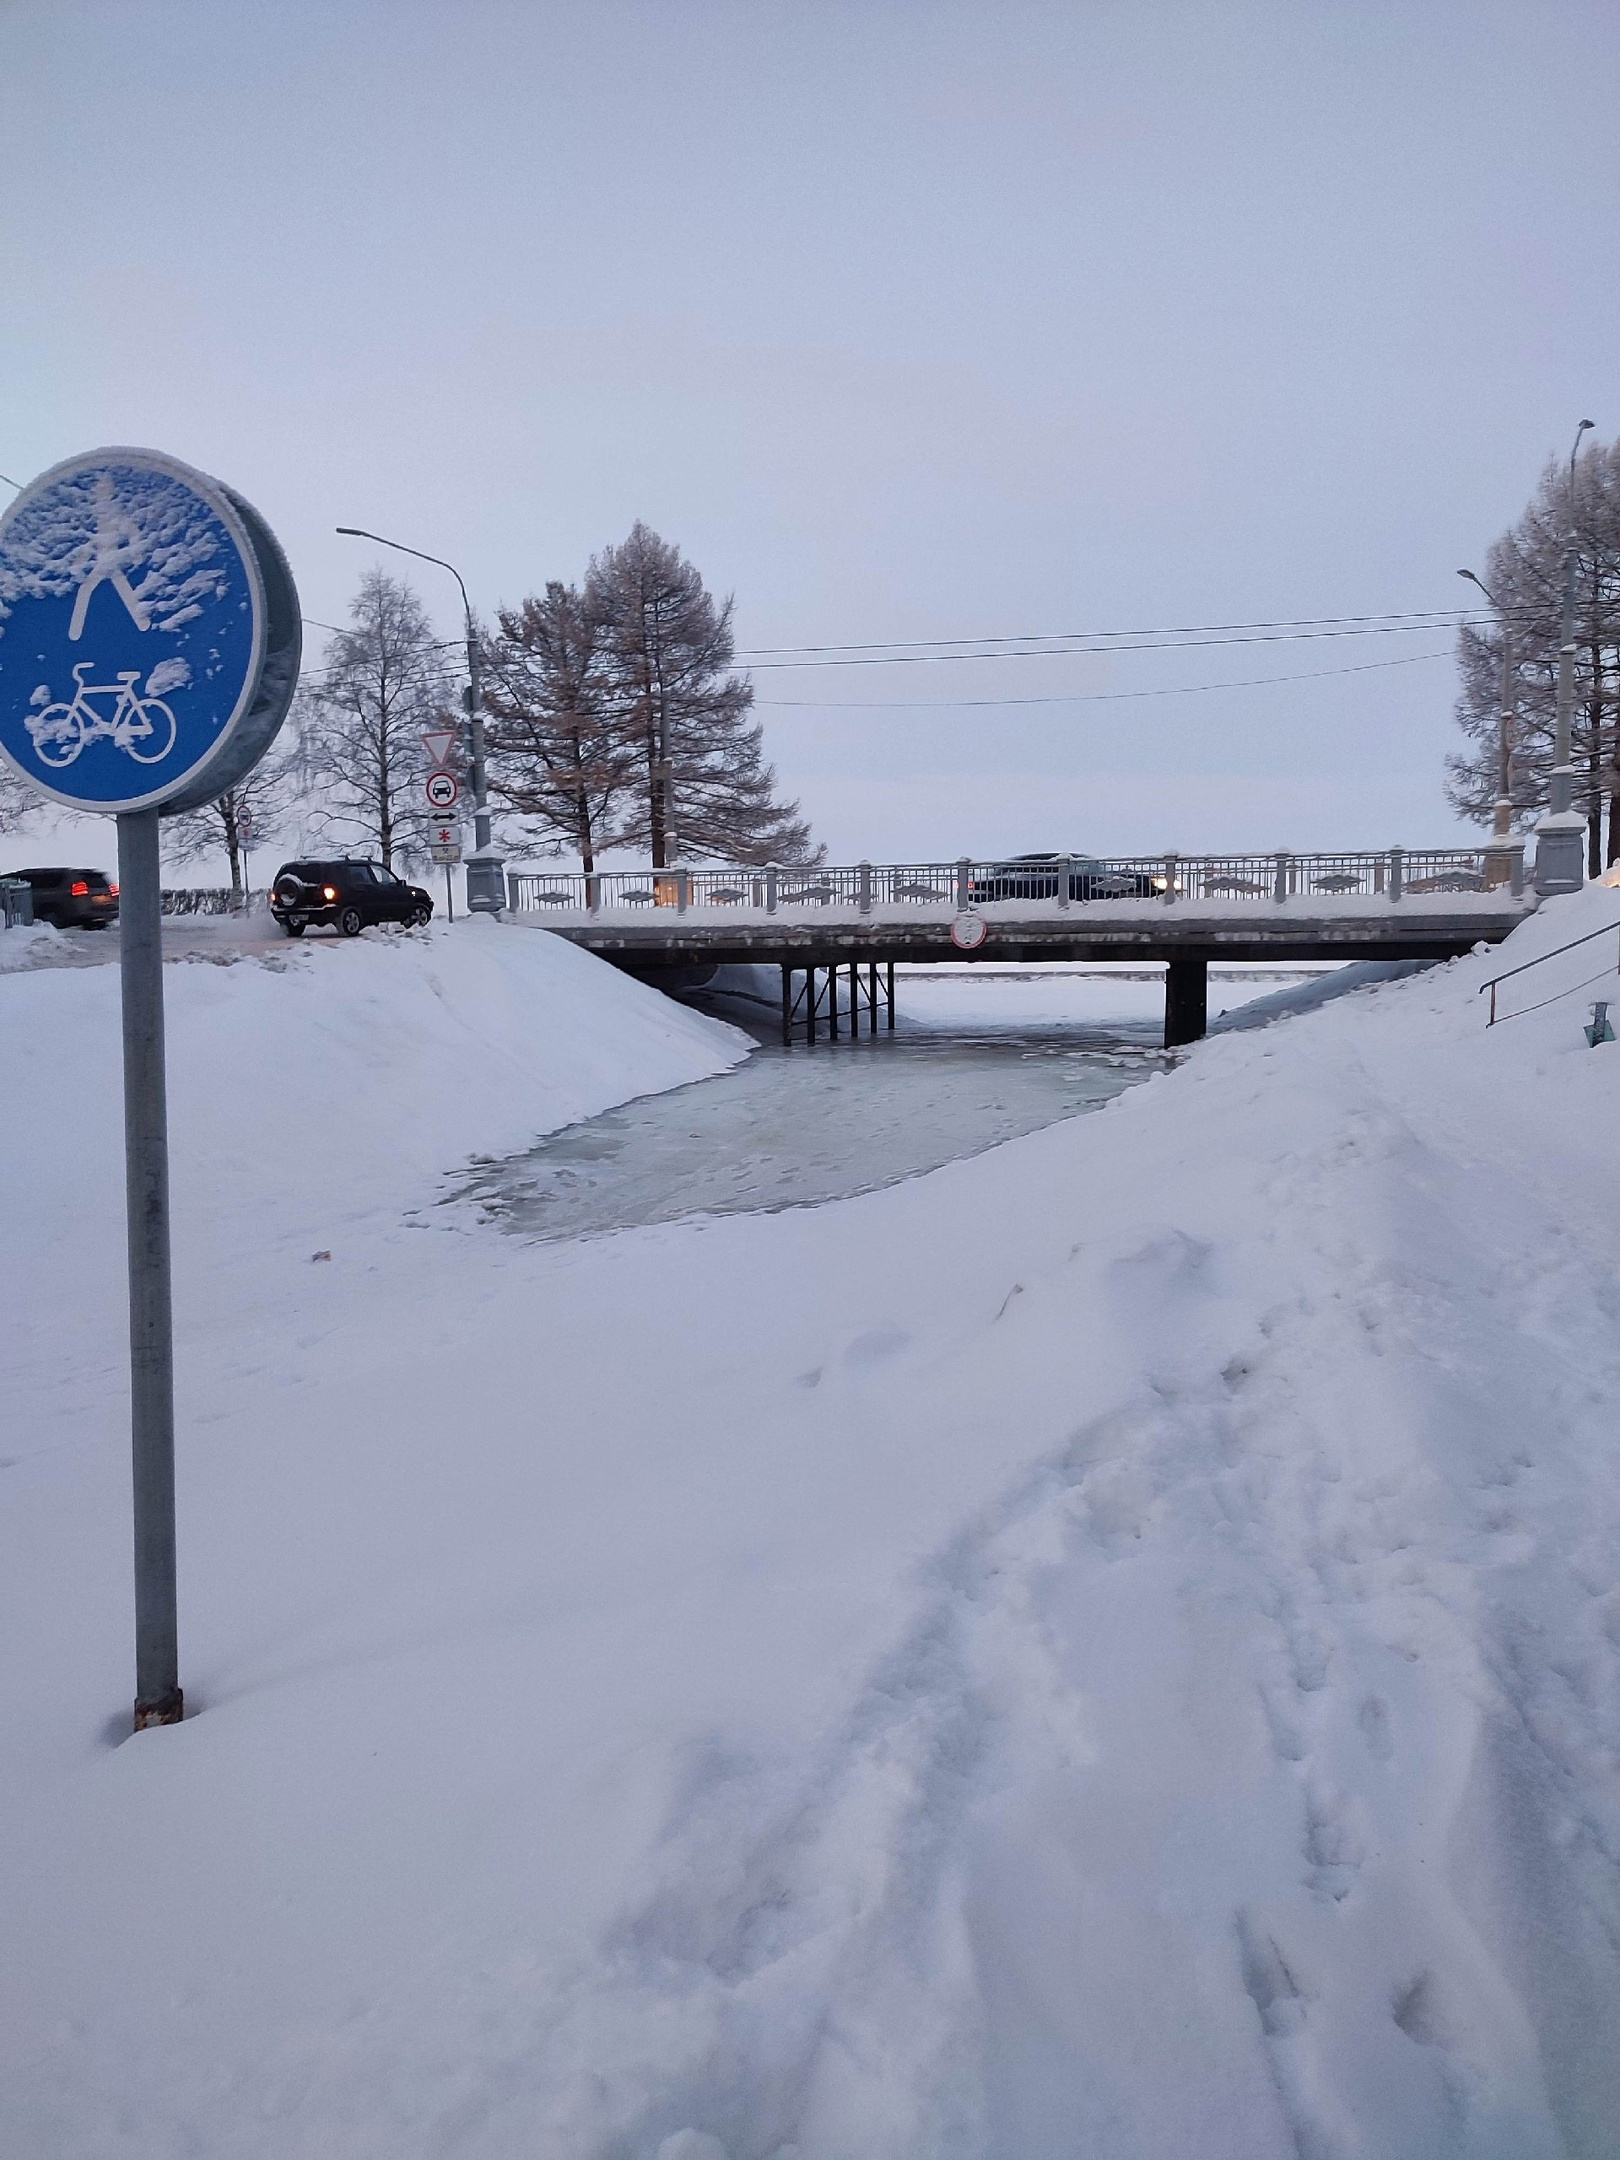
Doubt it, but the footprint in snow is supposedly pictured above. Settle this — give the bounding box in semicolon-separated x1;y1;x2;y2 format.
1356;1693;1394;1762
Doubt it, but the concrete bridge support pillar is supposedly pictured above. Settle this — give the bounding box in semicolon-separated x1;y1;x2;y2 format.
1164;957;1208;1048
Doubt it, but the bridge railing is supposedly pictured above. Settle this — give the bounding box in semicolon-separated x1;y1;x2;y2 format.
508;846;1516;916
160;887;268;916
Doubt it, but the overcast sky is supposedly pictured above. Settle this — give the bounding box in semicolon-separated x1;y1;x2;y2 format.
4;0;1618;864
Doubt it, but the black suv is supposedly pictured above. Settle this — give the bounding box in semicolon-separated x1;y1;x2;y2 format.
271;859;434;937
3;866;119;928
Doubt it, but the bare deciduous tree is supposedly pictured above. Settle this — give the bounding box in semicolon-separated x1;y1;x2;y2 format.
160;743;302;901
0;762;34;840
1449;437;1620;874
296;570;458;871
481;582;636;872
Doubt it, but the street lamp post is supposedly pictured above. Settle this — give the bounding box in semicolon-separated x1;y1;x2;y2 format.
1531;420;1595;896
336;526;504;913
1458;568;1523;891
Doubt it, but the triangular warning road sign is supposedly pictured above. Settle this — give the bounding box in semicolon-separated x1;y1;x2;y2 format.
421;729;458;767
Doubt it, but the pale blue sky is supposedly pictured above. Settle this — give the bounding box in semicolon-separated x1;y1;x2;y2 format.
4;0;1617;862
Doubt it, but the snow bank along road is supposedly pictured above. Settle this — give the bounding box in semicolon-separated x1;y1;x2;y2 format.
3;898;1619;2157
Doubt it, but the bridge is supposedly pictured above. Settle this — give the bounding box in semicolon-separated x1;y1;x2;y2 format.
507;847;1533;1046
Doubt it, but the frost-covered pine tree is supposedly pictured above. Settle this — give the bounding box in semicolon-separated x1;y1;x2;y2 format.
481;582;637;872
1449;437;1620;874
295;571;458;872
591;523;818;867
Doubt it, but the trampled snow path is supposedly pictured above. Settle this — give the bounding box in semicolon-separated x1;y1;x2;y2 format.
3;902;1619;2156
496;1014;1620;2159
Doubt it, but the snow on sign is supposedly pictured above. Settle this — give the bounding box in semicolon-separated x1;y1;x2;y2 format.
0;447;300;814
950;910;988;950
425;768;459;811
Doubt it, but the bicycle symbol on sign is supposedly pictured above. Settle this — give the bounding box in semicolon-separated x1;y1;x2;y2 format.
27;661;179;769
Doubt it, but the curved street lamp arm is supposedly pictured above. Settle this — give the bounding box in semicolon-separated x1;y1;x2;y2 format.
335;527;472;632
1570;420;1596;527
1458;567;1504;613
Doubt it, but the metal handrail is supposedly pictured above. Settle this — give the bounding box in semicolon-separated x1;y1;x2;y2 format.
508;847;1516;917
1479;914;1620;1025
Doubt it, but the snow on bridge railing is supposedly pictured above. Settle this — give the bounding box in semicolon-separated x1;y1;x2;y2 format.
507;847;1519;916
160;888;267;916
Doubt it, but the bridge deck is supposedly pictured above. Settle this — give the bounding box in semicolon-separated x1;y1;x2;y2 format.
504;852;1534;1043
515;889;1534;967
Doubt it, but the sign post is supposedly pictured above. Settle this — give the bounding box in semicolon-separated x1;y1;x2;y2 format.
119;806;181;1723
0;448;300;1732
235;798;257;905
430;820;463;921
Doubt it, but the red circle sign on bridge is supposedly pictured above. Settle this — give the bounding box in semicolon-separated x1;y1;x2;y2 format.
424;769;459;811
950;910;987;951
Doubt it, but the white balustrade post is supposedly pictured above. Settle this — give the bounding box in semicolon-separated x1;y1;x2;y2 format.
858;861;872;915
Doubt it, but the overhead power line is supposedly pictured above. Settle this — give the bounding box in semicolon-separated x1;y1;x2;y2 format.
738;617;1503;672
732;603;1528;665
755;645;1451;712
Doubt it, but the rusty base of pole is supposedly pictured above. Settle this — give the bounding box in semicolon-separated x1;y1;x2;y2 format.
134;1687;184;1731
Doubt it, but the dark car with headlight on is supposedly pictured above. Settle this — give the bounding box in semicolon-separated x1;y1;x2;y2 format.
271;859;433;937
968;853;1165;903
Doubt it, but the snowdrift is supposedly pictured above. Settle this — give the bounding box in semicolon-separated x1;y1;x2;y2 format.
3;893;1620;2158
0;916;749;1261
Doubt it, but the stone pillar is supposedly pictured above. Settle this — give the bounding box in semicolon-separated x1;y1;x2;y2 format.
1533;813;1586;896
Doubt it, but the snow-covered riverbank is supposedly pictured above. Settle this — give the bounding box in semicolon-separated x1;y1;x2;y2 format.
3;897;1618;2157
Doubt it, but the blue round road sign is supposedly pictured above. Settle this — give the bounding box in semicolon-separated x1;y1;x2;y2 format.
0;447;300;814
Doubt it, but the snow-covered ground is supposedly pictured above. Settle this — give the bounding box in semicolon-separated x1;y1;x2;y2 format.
3;896;1619;2157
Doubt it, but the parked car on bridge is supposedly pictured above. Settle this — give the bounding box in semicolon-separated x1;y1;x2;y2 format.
968;853;1167;904
2;865;119;928
271;859;434;937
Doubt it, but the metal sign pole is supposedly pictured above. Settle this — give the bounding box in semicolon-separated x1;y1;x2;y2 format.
117;808;182;1729
0;447;303;1740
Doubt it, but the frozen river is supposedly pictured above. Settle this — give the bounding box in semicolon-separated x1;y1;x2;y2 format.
449;968;1300;1240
